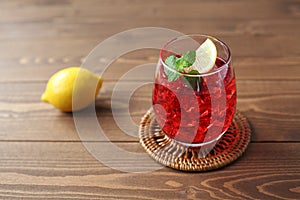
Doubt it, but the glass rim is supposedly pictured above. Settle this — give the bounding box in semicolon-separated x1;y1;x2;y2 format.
159;34;232;77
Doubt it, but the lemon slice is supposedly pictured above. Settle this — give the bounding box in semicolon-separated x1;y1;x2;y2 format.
193;38;217;73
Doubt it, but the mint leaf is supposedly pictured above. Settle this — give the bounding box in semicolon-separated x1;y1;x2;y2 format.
175;50;196;70
183;75;202;90
165;55;177;69
182;50;196;66
164;55;180;81
176;59;190;71
164;67;180;82
189;70;199;75
183;70;202;89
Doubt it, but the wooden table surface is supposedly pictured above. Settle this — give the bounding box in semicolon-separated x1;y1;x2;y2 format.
0;0;299;199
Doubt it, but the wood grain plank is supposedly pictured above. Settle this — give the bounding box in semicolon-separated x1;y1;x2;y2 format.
0;0;298;81
0;142;299;199
0;50;300;82
0;0;297;24
0;80;299;142
0;18;299;40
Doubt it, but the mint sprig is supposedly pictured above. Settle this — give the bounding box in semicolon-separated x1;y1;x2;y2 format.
183;70;202;90
164;50;196;82
182;50;196;66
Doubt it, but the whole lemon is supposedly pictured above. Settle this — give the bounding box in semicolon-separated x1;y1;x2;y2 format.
41;67;103;112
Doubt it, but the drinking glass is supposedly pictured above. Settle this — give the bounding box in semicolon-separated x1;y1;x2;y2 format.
152;35;236;147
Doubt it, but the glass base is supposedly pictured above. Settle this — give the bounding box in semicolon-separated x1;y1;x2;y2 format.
139;108;251;171
170;130;227;148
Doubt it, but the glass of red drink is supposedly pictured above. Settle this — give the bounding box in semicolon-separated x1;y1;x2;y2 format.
152;35;236;147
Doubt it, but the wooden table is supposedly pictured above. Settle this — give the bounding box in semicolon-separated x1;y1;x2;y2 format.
0;0;299;199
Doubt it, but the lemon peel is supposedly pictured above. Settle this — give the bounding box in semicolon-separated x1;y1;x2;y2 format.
41;67;103;112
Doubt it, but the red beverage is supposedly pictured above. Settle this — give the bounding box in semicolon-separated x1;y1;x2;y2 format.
152;36;236;146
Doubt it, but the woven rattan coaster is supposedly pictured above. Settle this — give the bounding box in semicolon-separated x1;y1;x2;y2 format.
139;108;251;172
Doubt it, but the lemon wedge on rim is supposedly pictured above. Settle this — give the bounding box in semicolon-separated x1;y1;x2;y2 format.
193;38;217;73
